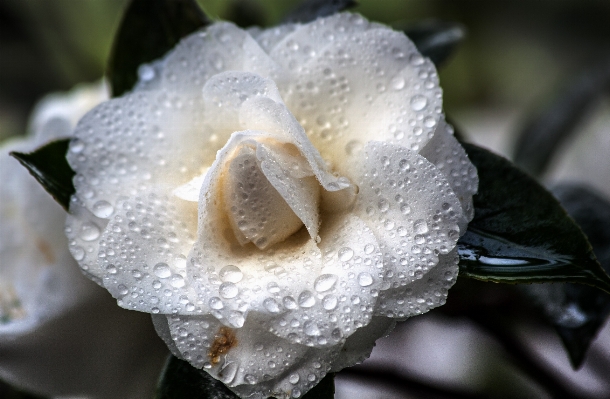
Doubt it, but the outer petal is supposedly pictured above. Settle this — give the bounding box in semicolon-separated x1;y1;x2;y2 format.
354;141;462;290
420;119;478;230
375;248;459;318
164;313;340;399
278;23;442;181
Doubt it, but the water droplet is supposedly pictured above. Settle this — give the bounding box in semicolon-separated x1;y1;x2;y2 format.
70;139;85;153
410;95;428;111
392;76;405;90
92;200;114;218
227;311;245;328
80;222;100;241
298;291;315;308
304;320;321;336
219;282;238;299
289;374;300;384
377;199;389;212
424;116;437;128
153;262;171;278
219;265;243;283
314;274;337;292
358;272;373;287
283;296;297;309
106;264;117;274
323;295;338;310
267;282;280;293
413;219;429;234
263;297;280;313
364;244;375;255
71;246;85;261
338;247;354;262
244;374;257;385
118;284;128;295
171;274;185;288
209;297;223;309
345;140;363;155
400;204;411;215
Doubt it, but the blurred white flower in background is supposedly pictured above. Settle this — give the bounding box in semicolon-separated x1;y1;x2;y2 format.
0;81;168;399
65;13;478;399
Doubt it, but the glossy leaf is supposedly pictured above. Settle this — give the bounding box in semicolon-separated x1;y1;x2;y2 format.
10;139;74;212
513;58;610;177
282;0;357;23
524;184;610;369
404;20;465;67
107;0;210;97
457;143;610;294
156;355;335;399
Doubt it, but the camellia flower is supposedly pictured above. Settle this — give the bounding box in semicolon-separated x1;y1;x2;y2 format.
65;13;478;399
0;82;167;398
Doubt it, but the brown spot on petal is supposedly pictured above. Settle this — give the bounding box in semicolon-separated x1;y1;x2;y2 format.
209;326;237;365
36;238;56;264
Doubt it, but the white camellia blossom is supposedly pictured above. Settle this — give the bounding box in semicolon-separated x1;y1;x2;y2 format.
0;82;168;398
65;13;478;399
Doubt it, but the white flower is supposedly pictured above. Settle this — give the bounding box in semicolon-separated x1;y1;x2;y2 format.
0;82;167;399
65;13;478;399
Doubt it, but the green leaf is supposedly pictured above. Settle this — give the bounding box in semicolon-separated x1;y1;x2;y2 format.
404;20;465;67
156;355;335;399
225;0;267;28
512;58;610;177
524;184;610;369
457;143;610;294
10;139;75;212
282;0;357;23
156;355;238;399
107;0;210;97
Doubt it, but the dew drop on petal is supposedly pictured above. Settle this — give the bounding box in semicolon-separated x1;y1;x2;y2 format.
80;222;100;241
298;290;315;308
153;262;171;278
413;219;429;234
283;296;297;309
227;311;245;328
219;265;243;283
263;297;281;313
171;274;186;288
358;272;373;287
410;95;428;111
314;274;337;292
209;297;224;309
338;247;354;262
220;282;238;299
323;294;338;310
304;320;320;336
92;200;114;218
289;374;300;384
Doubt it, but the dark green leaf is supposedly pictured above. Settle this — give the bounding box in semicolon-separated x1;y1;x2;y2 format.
404;20;465;67
226;0;267;28
156;355;335;399
524;184;610;369
156;355;238;399
513;58;610;177
107;0;210;97
10;139;74;212
457;143;610;294
282;0;357;24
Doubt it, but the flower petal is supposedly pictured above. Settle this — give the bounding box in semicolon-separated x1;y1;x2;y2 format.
375;248;459;318
354;141;462;290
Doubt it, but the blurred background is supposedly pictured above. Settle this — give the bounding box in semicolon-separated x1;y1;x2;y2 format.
1;0;609;398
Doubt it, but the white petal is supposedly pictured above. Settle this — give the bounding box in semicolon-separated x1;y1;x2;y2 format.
354;141;462;290
165;313;339;399
420;119;479;230
161;22;284;95
375;249;459;318
249;23;299;53
93;192;198;314
330;316;396;372
279;27;442;182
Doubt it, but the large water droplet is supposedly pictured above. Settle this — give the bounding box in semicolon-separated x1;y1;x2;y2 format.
171;274;185;288
220;282;238;299
263;297;280;313
314;274;337;292
92;200;114;218
80;222;100;241
338;247;354;262
298;291;315;308
219;265;243;283
304;320;321;336
227;311;245;328
289;374;300;384
358;272;373;287
283;296;297;309
323;295;338;310
209;297;224;309
154;262;171;278
410;95;428;111
413;219;429;234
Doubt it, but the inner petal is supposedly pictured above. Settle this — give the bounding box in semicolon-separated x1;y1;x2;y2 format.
223;144;304;249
